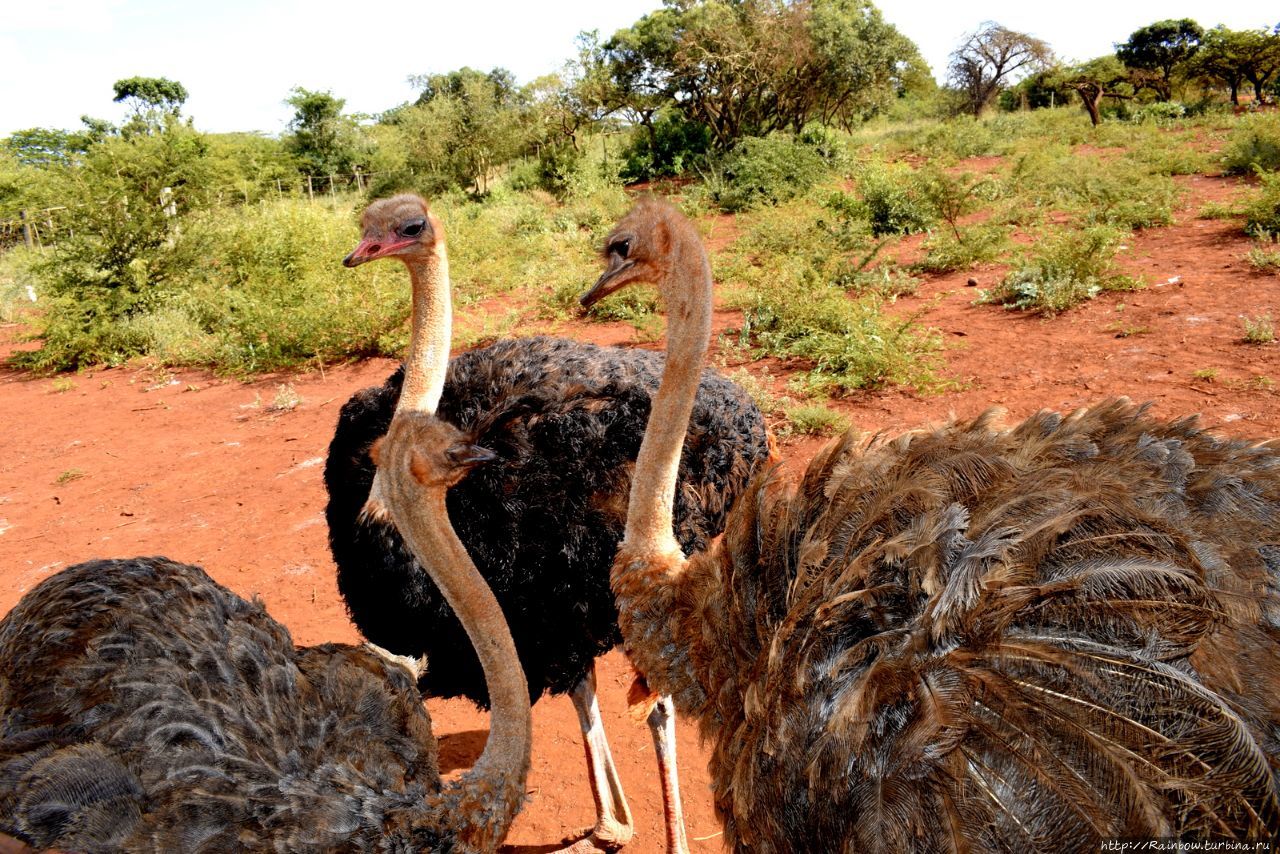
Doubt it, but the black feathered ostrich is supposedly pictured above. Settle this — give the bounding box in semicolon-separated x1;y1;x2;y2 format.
326;194;772;852
591;197;1280;851
0;364;534;850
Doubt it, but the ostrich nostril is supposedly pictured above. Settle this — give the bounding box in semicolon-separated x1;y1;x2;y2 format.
366;244;381;256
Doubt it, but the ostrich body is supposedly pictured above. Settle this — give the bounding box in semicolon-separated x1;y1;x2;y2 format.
328;194;771;851
0;327;532;850
586;197;1280;851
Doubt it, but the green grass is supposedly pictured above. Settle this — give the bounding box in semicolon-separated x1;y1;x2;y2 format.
780;403;851;437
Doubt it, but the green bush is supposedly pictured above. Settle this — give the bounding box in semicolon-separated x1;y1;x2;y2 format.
619;112;713;182
982;225;1134;313
915;224;1010;273
1221;113;1280;175
781;403;851;437
706;134;832;213
853;162;934;236
1243;170;1280;238
732;268;939;395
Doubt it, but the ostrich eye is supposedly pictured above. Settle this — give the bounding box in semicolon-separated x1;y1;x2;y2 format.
401;219;426;238
612;238;631;259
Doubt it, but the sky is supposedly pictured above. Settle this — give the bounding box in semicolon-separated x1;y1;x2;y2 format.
2;0;1277;138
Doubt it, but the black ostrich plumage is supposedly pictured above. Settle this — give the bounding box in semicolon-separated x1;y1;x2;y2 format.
0;557;453;851
324;335;772;705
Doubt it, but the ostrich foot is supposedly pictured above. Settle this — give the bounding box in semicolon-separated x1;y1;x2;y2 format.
554;824;629;854
568;667;635;851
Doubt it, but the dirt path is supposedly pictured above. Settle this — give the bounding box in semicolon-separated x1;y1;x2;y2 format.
0;168;1276;851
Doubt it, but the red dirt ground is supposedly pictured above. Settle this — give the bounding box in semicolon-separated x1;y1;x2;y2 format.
0;168;1276;852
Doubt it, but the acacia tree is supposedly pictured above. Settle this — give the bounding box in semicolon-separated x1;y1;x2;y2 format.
1116;19;1203;101
284;88;366;177
1057;56;1133;127
948;22;1052;117
407;67;532;193
1192;27;1250;105
113;76;189;135
600;0;923;150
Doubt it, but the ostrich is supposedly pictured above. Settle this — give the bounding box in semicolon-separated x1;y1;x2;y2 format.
0;392;532;850
327;194;772;852
584;197;1280;851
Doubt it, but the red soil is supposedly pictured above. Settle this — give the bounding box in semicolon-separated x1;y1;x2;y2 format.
0;169;1276;852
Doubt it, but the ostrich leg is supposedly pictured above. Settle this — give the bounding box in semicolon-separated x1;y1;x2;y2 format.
647;695;690;854
564;664;635;852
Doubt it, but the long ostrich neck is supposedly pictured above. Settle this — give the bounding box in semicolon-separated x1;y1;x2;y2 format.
623;242;713;559
398;243;451;414
388;482;532;845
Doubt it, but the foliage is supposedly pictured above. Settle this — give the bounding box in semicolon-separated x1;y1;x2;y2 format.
14;126;226;370
1221;113;1280;175
852;162;934;236
704;133;833;212
1116;19;1204;101
619;111;712;182
781;403;851;436
1241;312;1275;344
982;225;1133;313
284;88;368;178
1245;236;1280;272
113;76;189;135
734;271;938;394
1242;169;1280;238
915;224;1009;273
600;0;924;149
3;128;87;168
948;22;1052;117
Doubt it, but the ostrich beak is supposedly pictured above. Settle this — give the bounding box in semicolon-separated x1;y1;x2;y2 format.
343;235;417;267
580;257;636;308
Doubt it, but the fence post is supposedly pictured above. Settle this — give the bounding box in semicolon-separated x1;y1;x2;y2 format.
355;168;364;192
307;175;314;202
329;175;336;203
276;178;283;199
20;210;32;248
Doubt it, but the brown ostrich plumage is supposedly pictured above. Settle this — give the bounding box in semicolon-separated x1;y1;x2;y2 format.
0;266;531;851
590;197;1280;851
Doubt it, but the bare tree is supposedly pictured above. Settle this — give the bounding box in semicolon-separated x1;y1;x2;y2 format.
949;22;1052;117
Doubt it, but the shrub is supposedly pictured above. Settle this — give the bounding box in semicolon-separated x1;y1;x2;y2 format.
1243;170;1280;238
853;162;934;236
781;403;851;437
1245;236;1280;272
619;112;713;182
1222;113;1280;175
982;225;1134;313
1130;101;1187;124
733;270;940;395
705;134;832;213
1242;313;1275;344
915;224;1010;273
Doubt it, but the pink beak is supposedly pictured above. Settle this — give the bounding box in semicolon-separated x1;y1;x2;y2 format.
343;235;417;267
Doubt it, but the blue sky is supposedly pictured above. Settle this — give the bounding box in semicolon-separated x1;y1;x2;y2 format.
2;0;1276;137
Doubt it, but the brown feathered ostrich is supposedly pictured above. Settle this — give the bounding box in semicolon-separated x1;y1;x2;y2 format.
0;350;532;851
328;194;772;852
583;197;1280;851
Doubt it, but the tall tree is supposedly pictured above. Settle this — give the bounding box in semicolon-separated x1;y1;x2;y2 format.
1116;19;1203;101
113;76;189;135
601;0;923;149
284;88;365;176
948;22;1052;117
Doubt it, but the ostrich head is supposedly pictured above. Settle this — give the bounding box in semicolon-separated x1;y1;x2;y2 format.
580;196;705;321
343;194;443;268
370;415;496;492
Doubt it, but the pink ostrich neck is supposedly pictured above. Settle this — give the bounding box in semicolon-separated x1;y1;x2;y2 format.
622;241;713;561
397;243;452;415
386;479;531;846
